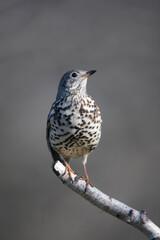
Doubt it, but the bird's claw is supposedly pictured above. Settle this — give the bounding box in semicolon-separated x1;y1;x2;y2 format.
64;160;75;183
82;176;93;193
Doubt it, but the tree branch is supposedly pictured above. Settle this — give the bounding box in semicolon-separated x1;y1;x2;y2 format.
52;160;160;240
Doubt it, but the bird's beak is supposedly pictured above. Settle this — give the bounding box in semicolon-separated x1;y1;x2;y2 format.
82;70;96;78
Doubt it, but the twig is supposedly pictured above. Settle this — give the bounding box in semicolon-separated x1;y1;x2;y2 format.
52;160;160;240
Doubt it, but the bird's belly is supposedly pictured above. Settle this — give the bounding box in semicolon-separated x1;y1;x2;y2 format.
56;144;92;158
49;119;101;158
58;134;100;158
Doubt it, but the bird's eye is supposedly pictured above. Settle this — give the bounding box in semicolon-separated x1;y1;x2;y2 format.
71;72;77;78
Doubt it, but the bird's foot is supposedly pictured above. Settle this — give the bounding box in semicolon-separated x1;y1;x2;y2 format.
82;176;93;192
64;160;75;183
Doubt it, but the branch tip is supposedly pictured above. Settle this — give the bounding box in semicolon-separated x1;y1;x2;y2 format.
52;161;61;176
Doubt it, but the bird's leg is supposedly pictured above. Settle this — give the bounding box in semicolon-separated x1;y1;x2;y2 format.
82;154;93;192
82;163;93;192
64;160;75;182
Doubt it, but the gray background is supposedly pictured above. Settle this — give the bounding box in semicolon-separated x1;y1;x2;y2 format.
1;0;160;239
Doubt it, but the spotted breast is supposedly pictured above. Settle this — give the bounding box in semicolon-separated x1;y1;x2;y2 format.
48;92;101;158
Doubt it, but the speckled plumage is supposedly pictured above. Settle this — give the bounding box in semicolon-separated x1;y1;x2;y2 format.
47;70;102;189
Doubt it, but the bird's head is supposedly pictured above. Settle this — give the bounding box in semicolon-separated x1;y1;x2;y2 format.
56;70;96;100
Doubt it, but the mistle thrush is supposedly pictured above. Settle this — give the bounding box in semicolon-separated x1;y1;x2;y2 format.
46;70;102;190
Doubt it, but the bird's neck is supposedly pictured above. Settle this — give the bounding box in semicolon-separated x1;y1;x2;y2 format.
56;88;87;101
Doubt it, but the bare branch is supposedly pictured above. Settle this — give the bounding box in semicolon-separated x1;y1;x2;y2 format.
53;160;160;240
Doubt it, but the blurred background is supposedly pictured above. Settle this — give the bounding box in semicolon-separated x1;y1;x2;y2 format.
0;0;160;239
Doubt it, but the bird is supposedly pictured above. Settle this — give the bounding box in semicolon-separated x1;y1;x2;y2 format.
46;70;102;191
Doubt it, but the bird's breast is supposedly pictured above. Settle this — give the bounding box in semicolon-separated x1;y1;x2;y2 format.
48;95;102;158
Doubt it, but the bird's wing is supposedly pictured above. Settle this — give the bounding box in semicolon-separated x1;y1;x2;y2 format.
46;111;64;164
